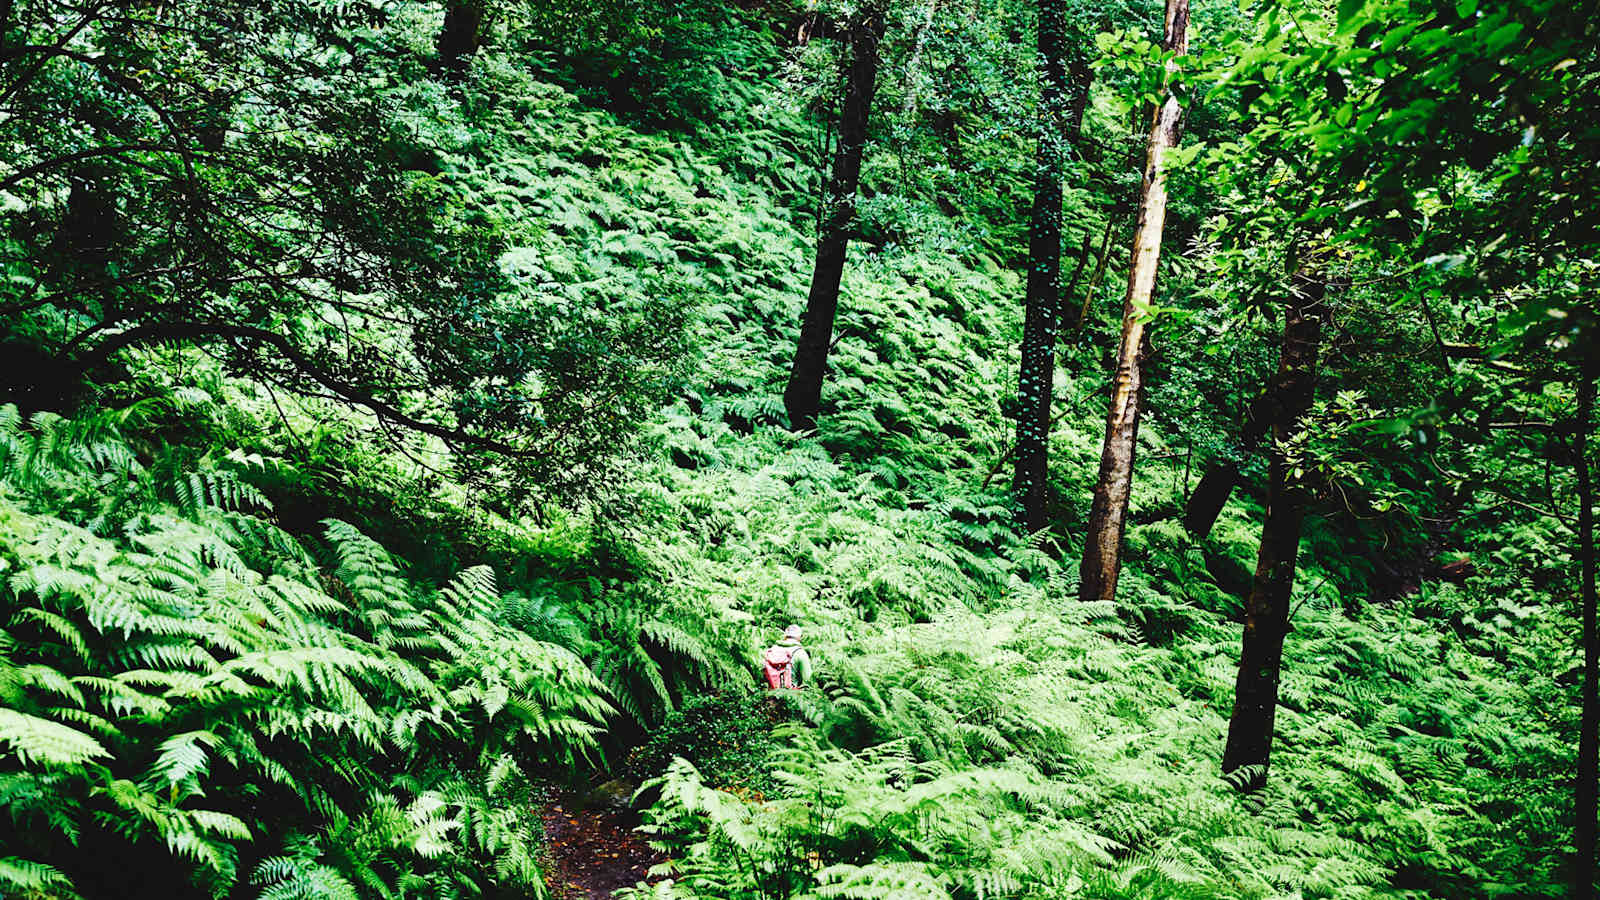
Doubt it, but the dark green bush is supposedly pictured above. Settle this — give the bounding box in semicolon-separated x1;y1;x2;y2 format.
627;691;778;795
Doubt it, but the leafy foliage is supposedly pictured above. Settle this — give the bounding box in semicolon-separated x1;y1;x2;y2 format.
1;0;692;501
1;0;1593;897
0;404;612;898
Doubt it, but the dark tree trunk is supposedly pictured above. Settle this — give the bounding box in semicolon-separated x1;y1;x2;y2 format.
931;108;964;171
1182;375;1278;537
1058;232;1093;325
1010;0;1084;531
1182;460;1239;537
1066;54;1093;136
1222;269;1328;790
783;9;885;432
436;0;486;79
56;167;119;268
1576;351;1597;899
1078;0;1189;603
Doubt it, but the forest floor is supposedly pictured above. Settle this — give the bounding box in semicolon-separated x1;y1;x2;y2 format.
540;791;663;899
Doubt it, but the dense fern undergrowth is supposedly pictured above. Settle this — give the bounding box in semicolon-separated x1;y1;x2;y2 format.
0;8;1581;900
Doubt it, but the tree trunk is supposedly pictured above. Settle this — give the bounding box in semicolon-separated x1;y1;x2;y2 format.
1060;232;1093;320
1221;269;1328;789
1070;216;1117;332
1010;0;1080;531
1182;376;1279;537
56;166;119;269
898;0;941;118
783;10;885;431
1077;0;1190;603
436;0;486;79
1576;351;1597;899
1182;460;1239;537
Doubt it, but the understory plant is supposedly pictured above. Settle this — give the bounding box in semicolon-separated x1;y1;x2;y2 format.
0;404;613;899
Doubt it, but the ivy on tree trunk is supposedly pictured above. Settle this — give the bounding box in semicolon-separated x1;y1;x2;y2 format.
1576;351;1597;898
1010;0;1088;531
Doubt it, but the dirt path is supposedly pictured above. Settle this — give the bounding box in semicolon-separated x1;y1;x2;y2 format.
540;794;664;899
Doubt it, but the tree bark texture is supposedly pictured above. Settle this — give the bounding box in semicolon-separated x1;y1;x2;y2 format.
1011;0;1084;531
1221;269;1328;789
436;0;486;79
1182;460;1240;537
783;9;885;431
1077;0;1189;603
1181;378;1279;537
1576;351;1597;899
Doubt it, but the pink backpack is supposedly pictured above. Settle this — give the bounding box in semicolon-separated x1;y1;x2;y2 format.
763;645;795;689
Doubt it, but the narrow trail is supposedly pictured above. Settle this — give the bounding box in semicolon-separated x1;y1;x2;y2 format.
541;793;664;899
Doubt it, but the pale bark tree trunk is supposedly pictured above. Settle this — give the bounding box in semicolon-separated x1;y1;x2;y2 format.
1077;0;1190;602
1221;269;1328;790
784;9;885;431
1011;0;1087;531
1576;350;1597;898
898;0;941;118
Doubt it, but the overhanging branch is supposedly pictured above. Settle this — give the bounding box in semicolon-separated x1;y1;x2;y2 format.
72;321;526;456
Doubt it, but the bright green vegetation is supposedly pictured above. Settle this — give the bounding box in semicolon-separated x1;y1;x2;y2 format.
1;0;1594;898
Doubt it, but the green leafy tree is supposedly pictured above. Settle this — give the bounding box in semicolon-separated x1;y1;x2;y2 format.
1208;0;1598;872
0;0;688;501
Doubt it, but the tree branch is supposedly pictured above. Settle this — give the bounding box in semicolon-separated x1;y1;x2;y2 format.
0;1;106;106
0;143;181;194
71;321;526;456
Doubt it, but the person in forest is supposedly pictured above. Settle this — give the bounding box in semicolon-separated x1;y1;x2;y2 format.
762;624;812;690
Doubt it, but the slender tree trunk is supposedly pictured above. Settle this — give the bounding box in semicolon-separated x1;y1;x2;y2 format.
1011;0;1078;531
1182;460;1239;537
1576;351;1597;899
1182;376;1279;537
1077;0;1190;602
1071;216;1117;332
899;0;941;118
1221;269;1328;789
1060;232;1093;319
784;10;885;431
436;0;486;79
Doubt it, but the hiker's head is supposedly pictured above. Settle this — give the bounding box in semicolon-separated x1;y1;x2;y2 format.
783;624;802;642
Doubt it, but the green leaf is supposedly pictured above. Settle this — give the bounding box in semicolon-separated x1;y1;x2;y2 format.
1337;0;1367;32
0;710;109;767
1483;21;1524;52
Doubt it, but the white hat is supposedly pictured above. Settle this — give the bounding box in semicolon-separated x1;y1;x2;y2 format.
783;624;803;640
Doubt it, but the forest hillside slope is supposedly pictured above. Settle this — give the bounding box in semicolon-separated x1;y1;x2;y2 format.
0;1;1590;898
